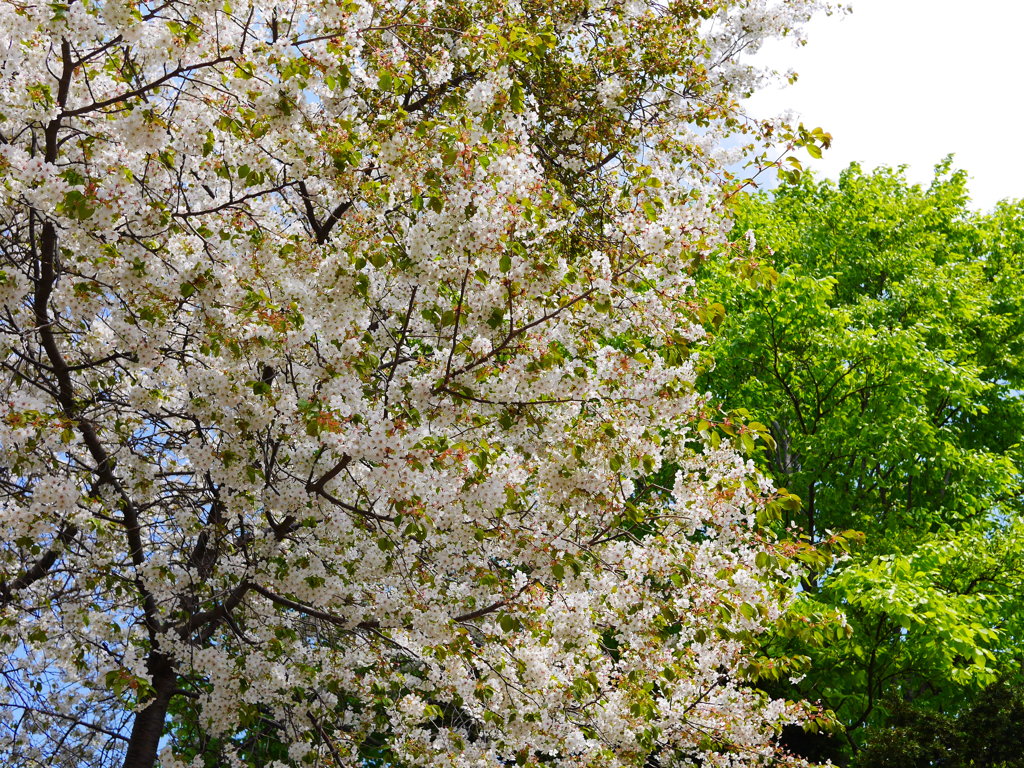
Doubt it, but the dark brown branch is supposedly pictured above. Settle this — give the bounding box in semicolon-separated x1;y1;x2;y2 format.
403;69;478;113
313;486;397;523
0;523;80;605
61;55;235;117
249;579;533;629
179;580;252;641
176;179;298;219
28;41;178;768
318;199;353;244
452;581;535;623
384;287;418;403
307;454;352;493
297;181;352;244
433;256;643;393
249;583;368;628
441;267;471;390
4;703;130;742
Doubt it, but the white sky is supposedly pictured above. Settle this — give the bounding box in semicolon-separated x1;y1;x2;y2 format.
745;0;1024;210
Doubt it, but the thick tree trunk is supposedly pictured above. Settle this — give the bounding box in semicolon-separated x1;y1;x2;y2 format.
122;653;176;768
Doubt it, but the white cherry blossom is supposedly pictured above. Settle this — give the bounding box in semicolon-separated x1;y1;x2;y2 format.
0;1;826;767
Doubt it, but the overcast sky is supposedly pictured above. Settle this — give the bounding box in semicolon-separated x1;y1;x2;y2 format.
745;0;1024;210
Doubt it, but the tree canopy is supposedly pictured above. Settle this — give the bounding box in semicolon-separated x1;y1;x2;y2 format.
700;162;1024;762
0;1;830;767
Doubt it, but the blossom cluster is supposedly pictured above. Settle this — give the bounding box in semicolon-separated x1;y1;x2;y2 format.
0;1;822;767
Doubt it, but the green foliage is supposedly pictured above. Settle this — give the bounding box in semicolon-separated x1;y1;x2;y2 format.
855;681;1024;768
700;161;1024;758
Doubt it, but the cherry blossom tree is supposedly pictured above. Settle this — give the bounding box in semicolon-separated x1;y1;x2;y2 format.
0;1;826;767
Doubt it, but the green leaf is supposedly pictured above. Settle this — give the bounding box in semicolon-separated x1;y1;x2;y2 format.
509;83;525;113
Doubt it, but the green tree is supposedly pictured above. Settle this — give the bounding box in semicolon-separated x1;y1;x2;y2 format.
855;680;1024;768
699;161;1024;762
